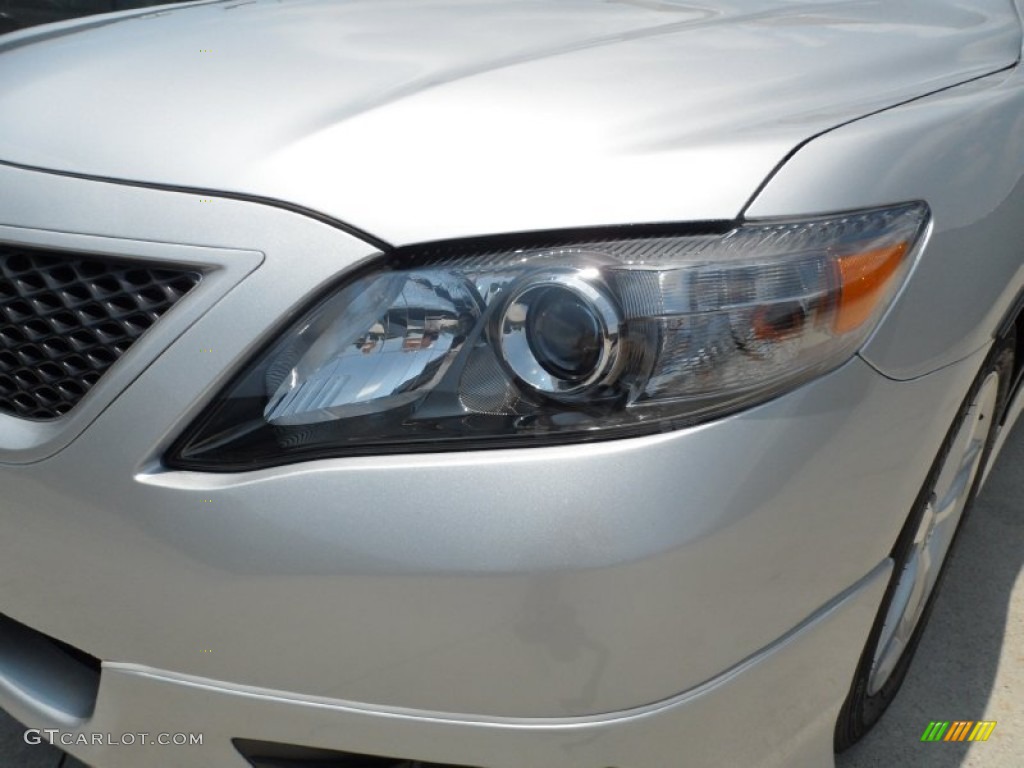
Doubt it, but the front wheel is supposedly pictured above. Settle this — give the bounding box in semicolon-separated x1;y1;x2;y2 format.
834;335;1014;750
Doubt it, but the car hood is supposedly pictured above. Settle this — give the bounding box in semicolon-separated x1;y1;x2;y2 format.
0;0;1019;245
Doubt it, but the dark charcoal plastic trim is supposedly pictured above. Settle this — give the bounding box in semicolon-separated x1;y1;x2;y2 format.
0;612;101;721
233;738;480;768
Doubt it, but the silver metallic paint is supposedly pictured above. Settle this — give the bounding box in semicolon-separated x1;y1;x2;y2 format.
7;563;889;768
0;146;988;717
747;67;1024;378
1;2;1023;766
0;0;1019;244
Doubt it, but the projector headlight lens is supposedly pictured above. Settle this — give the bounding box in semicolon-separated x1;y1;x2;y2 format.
169;203;928;470
499;270;621;396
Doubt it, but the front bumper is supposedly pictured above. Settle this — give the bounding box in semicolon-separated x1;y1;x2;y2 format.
0;162;986;766
4;562;888;768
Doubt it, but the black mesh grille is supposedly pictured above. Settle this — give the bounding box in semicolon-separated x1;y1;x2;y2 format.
0;245;201;420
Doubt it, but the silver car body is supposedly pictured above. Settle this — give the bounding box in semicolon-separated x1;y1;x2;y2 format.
1;1;1023;766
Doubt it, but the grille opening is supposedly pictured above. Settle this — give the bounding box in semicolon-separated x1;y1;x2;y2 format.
0;244;201;420
0;613;101;721
233;739;482;768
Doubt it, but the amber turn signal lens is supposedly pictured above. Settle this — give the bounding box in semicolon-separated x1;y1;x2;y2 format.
833;242;908;334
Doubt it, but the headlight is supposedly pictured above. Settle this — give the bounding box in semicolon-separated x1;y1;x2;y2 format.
168;203;928;470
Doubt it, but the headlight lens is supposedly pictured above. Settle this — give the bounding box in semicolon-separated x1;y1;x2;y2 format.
169;203;928;470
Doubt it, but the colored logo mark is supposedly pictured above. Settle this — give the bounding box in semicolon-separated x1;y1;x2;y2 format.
921;721;997;742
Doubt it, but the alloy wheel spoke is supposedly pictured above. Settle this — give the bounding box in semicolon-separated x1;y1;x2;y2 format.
867;372;999;695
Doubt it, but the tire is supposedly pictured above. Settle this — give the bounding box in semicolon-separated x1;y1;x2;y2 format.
834;332;1016;751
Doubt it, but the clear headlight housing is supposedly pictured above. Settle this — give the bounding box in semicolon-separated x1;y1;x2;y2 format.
169;203;928;470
